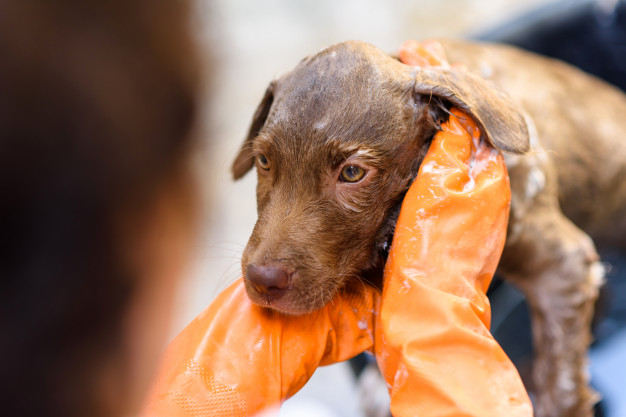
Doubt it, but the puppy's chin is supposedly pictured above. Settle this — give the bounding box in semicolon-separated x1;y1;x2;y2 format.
243;279;331;316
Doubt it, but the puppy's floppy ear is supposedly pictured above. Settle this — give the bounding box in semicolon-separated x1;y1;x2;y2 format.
232;82;275;180
414;68;530;154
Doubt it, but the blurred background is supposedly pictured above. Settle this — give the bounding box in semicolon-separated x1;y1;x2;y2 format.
175;0;626;416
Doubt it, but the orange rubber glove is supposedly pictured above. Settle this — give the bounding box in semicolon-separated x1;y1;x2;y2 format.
375;107;532;416
373;39;532;417
141;280;378;417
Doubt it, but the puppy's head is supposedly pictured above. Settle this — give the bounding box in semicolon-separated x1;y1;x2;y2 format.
233;41;529;314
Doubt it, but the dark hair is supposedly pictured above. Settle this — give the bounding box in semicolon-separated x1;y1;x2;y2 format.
0;1;200;415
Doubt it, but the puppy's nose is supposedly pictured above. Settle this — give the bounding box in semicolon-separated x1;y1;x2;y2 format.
246;263;292;297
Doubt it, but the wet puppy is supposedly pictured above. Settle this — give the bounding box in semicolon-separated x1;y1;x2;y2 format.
232;40;626;417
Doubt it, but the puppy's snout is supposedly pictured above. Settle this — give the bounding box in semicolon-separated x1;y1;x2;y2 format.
246;263;292;298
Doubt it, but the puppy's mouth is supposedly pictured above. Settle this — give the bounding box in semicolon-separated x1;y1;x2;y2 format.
243;198;405;314
242;269;333;315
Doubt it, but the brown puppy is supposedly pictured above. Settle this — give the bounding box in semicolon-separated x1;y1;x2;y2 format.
232;39;626;417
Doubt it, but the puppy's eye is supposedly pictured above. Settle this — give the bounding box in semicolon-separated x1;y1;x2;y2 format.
256;154;270;170
339;165;366;183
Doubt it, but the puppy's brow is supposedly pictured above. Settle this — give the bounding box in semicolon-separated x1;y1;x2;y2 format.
353;148;380;159
324;137;379;157
251;134;273;153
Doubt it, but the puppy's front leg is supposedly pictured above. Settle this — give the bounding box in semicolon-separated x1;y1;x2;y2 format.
499;155;603;417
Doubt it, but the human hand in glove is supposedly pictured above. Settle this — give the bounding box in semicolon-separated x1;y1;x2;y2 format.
375;106;532;417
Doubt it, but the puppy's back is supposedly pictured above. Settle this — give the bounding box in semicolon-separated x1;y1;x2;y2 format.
440;39;626;247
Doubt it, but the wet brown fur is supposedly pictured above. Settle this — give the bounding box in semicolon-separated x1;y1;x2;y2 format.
233;39;626;417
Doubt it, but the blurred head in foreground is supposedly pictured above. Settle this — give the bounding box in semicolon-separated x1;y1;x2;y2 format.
0;1;201;416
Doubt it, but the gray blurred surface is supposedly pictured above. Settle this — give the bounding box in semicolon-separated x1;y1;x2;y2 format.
172;1;557;415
